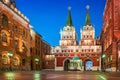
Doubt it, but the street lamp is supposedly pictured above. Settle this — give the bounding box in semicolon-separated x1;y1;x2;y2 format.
102;54;106;72
35;58;39;62
8;52;13;71
35;58;39;70
102;54;106;59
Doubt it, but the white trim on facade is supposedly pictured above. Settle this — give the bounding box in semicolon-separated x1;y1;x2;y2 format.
0;2;29;27
106;67;116;72
55;67;63;71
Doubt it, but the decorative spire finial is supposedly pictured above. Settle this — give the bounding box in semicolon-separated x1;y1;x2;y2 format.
86;5;90;10
68;6;71;11
85;5;91;26
66;6;73;27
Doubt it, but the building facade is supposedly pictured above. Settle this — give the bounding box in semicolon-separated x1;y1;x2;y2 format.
0;0;31;71
30;29;42;70
100;0;120;72
0;0;52;71
52;7;102;71
41;40;54;69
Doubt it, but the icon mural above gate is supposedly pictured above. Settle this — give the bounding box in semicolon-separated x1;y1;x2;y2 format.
70;56;82;70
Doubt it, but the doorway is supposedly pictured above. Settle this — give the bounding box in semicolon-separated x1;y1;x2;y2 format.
84;59;93;71
31;60;33;70
64;59;70;71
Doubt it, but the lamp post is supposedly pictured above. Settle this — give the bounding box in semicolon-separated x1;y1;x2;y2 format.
8;52;13;71
102;54;106;72
35;58;39;70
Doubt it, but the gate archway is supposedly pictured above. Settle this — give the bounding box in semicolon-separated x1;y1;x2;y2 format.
64;59;70;71
84;59;93;71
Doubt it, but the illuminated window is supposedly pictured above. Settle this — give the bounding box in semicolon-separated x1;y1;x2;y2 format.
2;14;8;25
108;57;109;62
14;26;18;32
2;55;8;64
110;55;112;62
14;58;18;66
1;32;7;43
22;42;25;50
15;40;18;47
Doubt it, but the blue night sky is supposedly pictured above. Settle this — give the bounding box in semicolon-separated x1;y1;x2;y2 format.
15;0;106;46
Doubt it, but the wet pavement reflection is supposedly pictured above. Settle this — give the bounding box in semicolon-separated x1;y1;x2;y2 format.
0;71;120;80
0;71;41;80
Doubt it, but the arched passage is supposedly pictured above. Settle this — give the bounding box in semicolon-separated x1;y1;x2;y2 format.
84;59;93;71
64;59;70;71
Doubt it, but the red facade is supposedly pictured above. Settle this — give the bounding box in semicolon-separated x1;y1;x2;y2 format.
100;0;120;72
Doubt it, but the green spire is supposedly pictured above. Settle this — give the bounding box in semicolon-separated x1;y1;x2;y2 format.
85;5;91;26
66;6;73;26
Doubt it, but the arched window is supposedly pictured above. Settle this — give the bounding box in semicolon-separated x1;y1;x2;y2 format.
14;26;18;32
2;55;8;64
1;32;7;43
14;58;18;66
15;40;18;47
22;59;25;66
2;14;8;25
22;42;26;50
